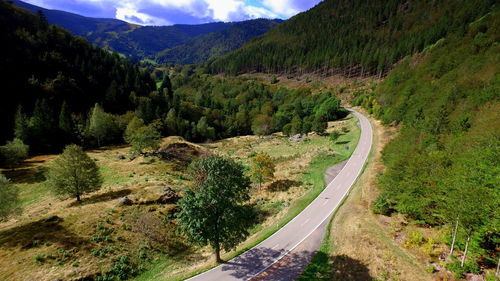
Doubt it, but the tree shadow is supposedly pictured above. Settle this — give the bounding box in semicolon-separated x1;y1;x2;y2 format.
267;179;302;192
221;246;289;280
331;254;372;281
67;188;132;207
335;141;350;145
2;164;47;184
218;246;372;281
0;218;86;249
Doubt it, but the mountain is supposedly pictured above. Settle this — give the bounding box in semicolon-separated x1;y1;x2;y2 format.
354;4;499;274
210;0;496;75
11;0;280;61
0;0;155;151
156;19;282;64
11;0;134;36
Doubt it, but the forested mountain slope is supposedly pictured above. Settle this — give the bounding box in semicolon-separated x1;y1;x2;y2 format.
12;0;280;61
354;7;499;276
11;0;134;36
0;0;155;151
210;0;497;76
156;19;282;64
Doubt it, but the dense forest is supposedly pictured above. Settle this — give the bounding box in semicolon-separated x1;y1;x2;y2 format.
161;70;347;141
0;0;155;153
156;19;282;64
354;6;499;276
0;0;347;157
210;0;497;76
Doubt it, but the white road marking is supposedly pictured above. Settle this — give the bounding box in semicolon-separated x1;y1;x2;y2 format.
322;199;328;206
300;218;310;227
271;244;279;250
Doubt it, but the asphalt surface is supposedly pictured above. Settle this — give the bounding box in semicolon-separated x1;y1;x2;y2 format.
187;109;373;281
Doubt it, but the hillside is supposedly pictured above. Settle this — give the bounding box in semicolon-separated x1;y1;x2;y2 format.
210;0;497;76
352;6;499;278
156;19;282;64
12;0;280;61
0;0;155;151
11;0;134;36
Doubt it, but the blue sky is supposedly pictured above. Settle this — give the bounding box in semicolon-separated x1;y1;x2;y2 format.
23;0;323;25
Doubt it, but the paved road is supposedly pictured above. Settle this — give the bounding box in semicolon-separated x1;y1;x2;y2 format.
188;109;373;281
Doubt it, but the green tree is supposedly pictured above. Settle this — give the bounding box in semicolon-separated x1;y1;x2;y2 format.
59;101;73;137
0;138;29;169
46;144;102;202
251;114;272;136
124;117;145;144
177;156;253;263
0;173;19;217
250;152;275;188
196;117;215;140
14;105;29;142
127;124;161;155
312;114;328;134
159;74;172;97
88;104;119;146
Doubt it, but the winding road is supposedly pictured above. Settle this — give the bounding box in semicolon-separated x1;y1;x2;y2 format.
188;109;373;281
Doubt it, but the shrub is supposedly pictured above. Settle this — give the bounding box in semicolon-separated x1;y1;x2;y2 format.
372;193;393;215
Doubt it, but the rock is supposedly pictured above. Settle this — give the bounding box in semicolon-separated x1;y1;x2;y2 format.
288;134;305;142
117;196;133;206
157;186;179;204
43;216;61;223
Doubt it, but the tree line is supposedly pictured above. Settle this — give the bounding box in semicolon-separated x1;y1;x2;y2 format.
209;0;496;77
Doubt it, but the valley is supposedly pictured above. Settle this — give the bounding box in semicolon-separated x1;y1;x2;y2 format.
0;0;498;280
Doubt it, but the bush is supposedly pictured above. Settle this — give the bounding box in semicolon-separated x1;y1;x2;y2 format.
372;193;393;215
0;138;29;168
98;255;138;281
445;259;481;279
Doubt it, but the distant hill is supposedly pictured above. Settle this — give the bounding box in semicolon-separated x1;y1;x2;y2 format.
12;0;280;61
11;0;134;36
156;19;282;64
210;0;497;75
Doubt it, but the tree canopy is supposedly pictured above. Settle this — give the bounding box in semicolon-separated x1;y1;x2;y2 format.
46;144;102;201
177;156;253;263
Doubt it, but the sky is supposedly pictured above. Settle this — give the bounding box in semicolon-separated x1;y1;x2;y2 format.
22;0;323;26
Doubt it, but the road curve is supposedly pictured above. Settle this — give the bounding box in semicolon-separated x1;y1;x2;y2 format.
187;109;373;281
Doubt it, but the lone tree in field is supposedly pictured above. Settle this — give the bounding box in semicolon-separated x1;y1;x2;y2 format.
250;152;275;188
177;156;253;263
0;173;19;217
46;144;102;202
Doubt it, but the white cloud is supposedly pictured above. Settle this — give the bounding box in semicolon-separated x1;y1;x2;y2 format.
23;0;321;25
261;0;299;17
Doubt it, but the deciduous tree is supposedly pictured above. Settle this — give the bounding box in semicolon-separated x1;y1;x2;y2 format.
46;144;102;202
250;152;275;188
177;156;253;263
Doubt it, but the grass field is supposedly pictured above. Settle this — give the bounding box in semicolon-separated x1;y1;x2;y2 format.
0;115;360;281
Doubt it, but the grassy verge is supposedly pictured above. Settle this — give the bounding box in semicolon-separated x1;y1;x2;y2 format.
136;115;361;281
297;217;334;280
